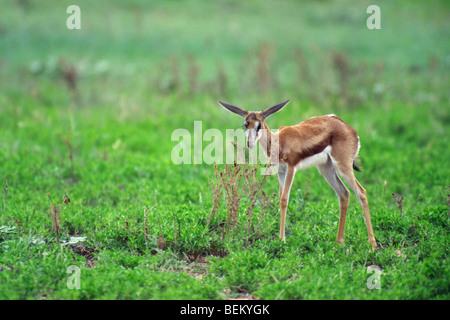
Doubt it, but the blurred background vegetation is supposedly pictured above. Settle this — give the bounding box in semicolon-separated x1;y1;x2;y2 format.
1;0;448;104
1;0;448;203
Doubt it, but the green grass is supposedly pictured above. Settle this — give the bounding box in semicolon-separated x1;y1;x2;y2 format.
0;0;449;300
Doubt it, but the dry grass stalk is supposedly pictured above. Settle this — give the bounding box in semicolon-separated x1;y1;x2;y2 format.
2;179;7;221
255;191;276;237
48;192;70;244
243;165;270;238
143;206;156;250
156;214;166;250
222;163;243;234
144;207;149;250
206;164;223;229
392;193;404;217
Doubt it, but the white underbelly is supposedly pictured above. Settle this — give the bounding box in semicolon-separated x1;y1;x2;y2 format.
295;146;331;171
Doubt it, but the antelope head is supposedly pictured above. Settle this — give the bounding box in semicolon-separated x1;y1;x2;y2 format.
218;100;290;149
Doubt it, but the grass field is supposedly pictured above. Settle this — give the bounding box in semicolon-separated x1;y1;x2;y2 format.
0;0;449;301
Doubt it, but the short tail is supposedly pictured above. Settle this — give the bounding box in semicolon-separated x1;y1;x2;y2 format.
353;160;362;172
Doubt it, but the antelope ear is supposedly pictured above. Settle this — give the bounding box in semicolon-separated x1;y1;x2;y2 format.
218;101;249;118
262;99;290;119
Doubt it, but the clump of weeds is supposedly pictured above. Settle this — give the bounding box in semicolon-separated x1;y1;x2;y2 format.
206;156;276;251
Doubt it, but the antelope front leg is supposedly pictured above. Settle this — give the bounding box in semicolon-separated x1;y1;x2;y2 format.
279;165;295;241
277;163;287;201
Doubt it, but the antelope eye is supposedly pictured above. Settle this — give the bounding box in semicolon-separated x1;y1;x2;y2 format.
243;121;249;128
256;123;261;131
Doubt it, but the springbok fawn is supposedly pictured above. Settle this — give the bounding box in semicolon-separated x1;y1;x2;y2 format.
218;99;377;250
